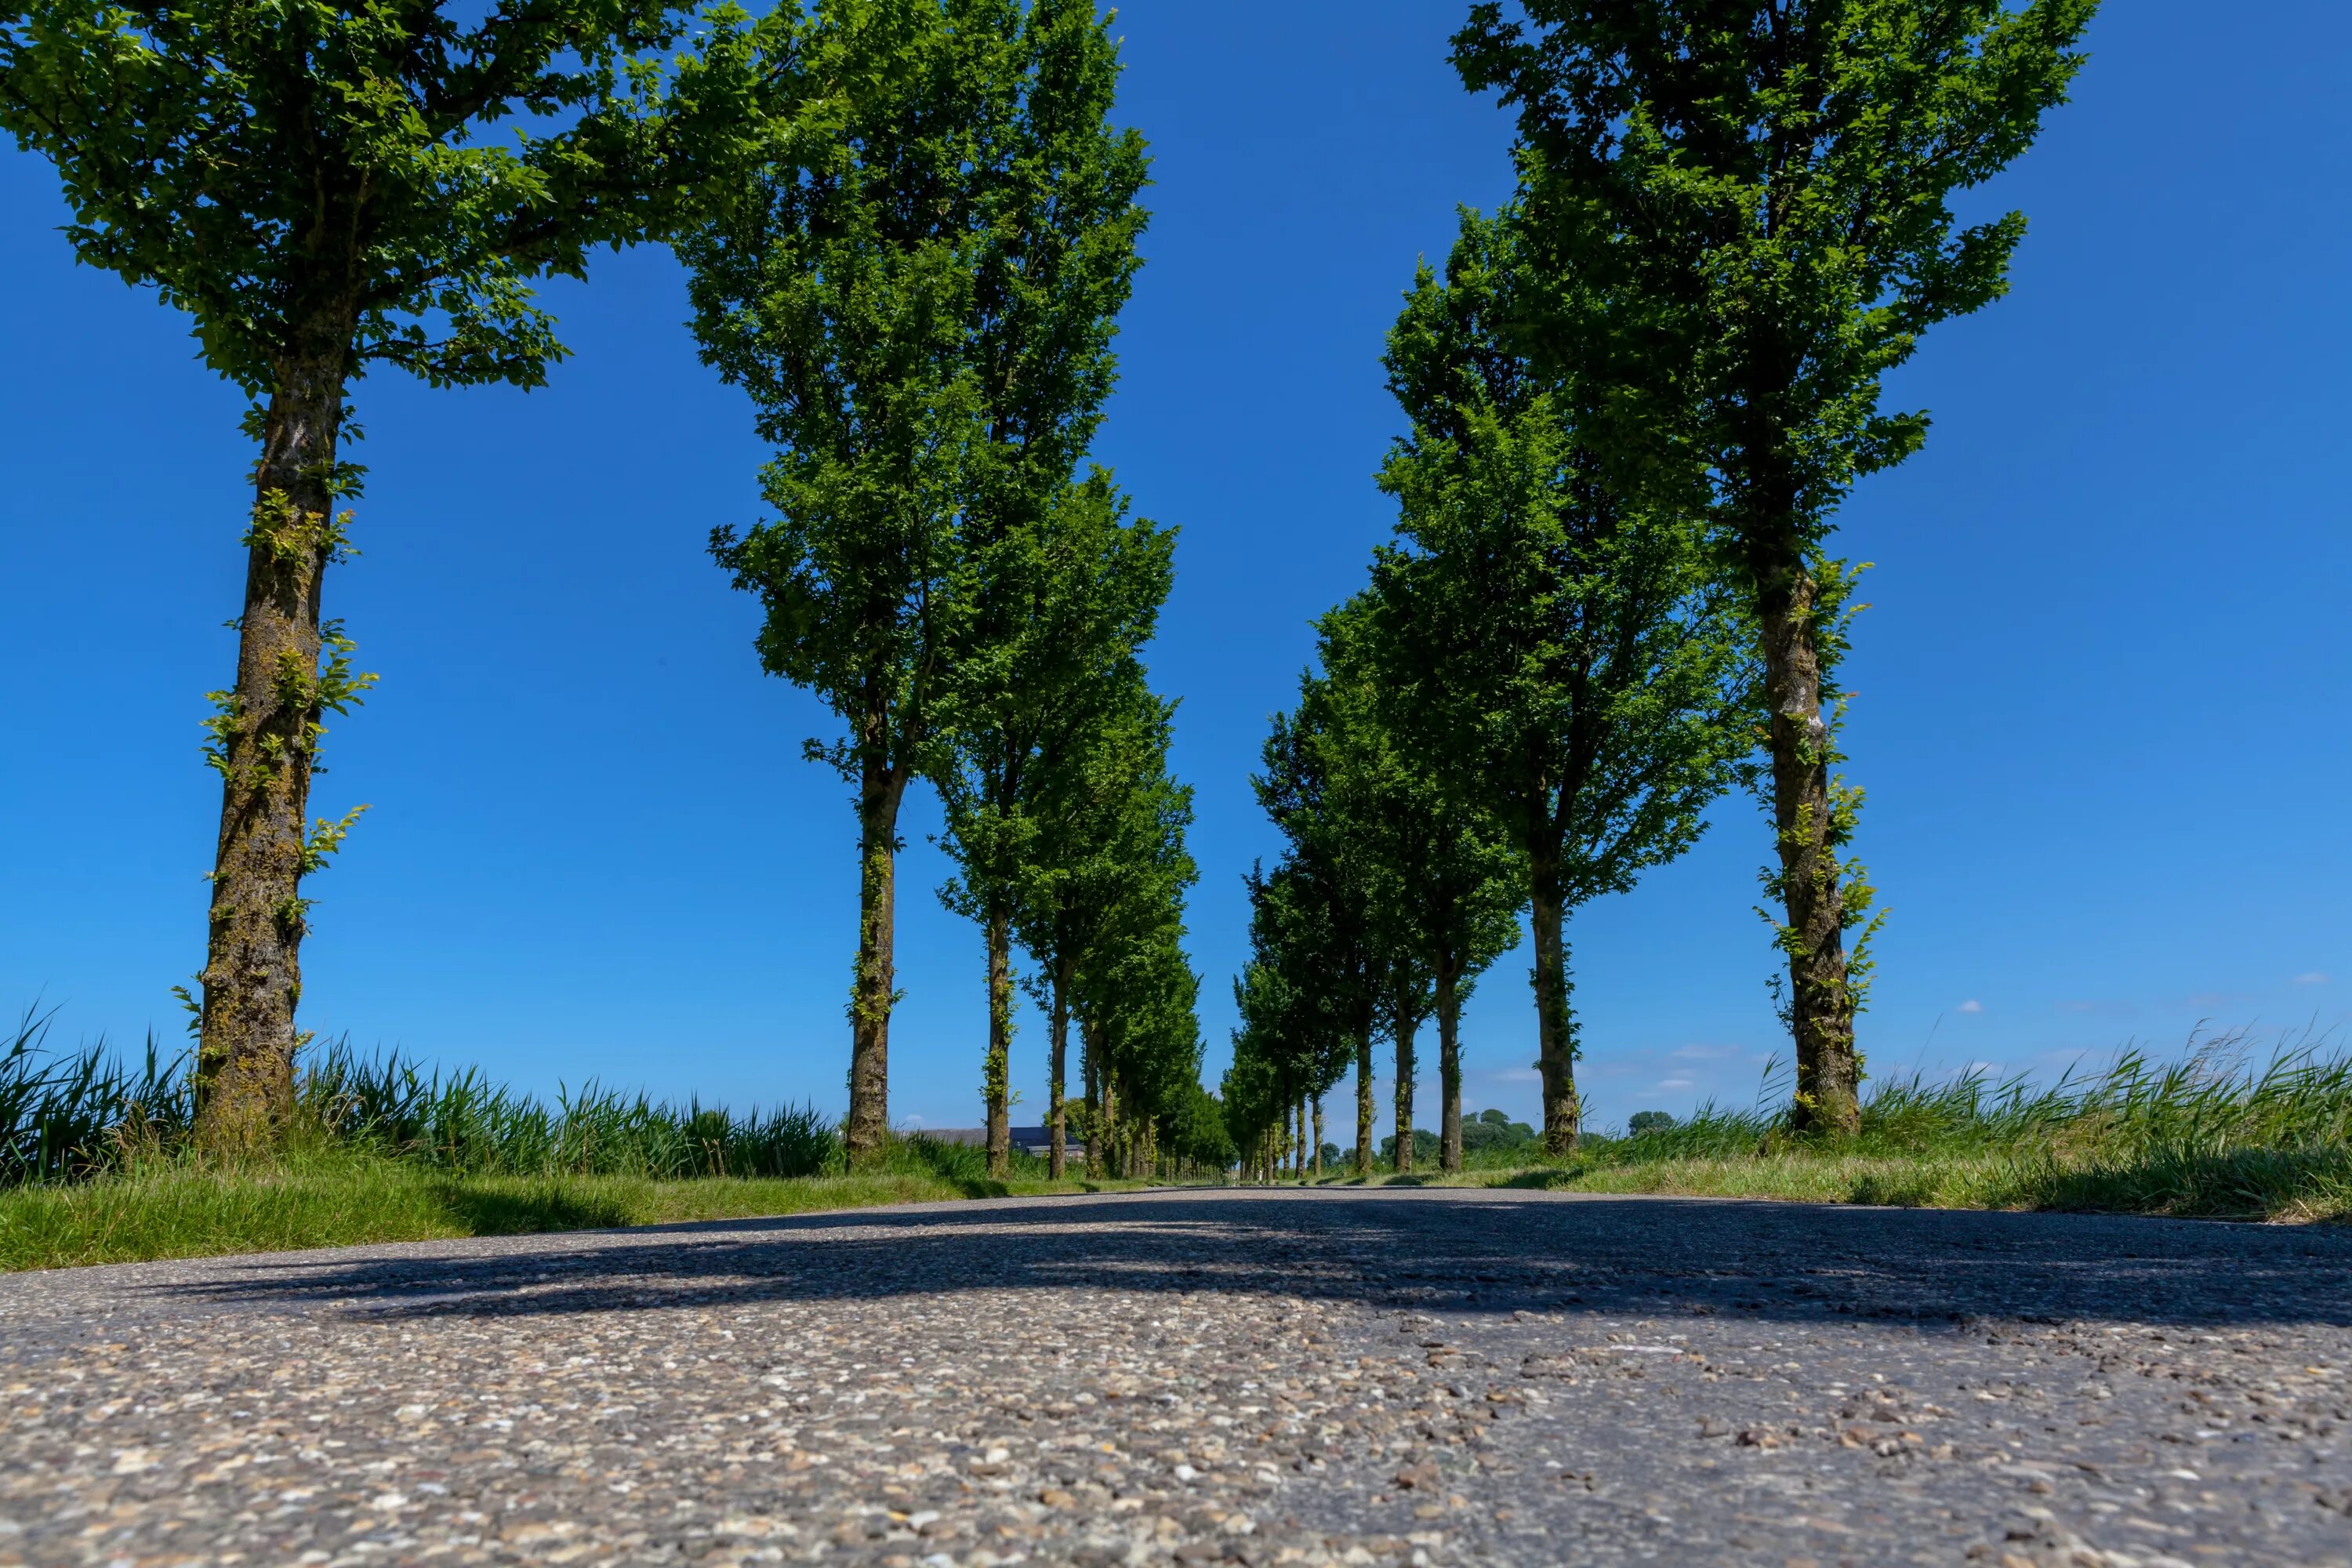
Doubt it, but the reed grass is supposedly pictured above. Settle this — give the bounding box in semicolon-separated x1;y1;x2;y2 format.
1345;1027;2352;1222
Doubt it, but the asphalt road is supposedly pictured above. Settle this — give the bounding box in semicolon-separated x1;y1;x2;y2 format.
2;1187;2348;1567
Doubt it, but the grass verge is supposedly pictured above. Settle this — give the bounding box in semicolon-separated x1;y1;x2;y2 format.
1319;1143;2352;1222
0;1156;1138;1273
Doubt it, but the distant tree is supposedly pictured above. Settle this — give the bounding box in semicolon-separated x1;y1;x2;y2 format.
1374;208;1747;1154
1252;702;1388;1177
1013;664;1190;1178
929;0;1152;1178
684;0;1131;1163
0;0;768;1148
1315;596;1523;1173
1228;856;1355;1179
1454;0;2096;1132
1628;1110;1676;1135
939;479;1171;1176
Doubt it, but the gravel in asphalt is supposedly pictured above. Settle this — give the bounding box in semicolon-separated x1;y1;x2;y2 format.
2;1187;2347;1567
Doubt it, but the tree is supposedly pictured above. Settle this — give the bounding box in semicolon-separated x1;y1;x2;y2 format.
684;0;1090;1163
1374;207;1746;1152
1252;695;1390;1177
929;0;1151;1178
940;482;1170;1178
1454;0;2096;1133
1008;662;1189;1178
1077;878;1204;1181
1315;596;1523;1173
1;0;768;1147
1227;857;1356;1180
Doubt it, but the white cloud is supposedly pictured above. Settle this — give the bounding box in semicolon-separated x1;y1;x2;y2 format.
1657;1077;1695;1091
2295;972;2331;986
1955;999;1984;1014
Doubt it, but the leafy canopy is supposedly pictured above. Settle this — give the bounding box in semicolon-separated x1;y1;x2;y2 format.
1;0;769;391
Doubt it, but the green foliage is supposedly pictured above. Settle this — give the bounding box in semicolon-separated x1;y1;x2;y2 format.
1452;0;2099;547
0;0;768;394
1451;1;2097;1080
1373;206;1747;916
1625;1109;1676;1135
0;1013;852;1187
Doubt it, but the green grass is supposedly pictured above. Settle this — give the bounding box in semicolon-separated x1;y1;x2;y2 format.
0;1152;1134;1272
2;1005;1144;1272
1312;1029;2352;1223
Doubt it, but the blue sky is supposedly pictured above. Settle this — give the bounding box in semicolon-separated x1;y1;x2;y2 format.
4;1;2347;1138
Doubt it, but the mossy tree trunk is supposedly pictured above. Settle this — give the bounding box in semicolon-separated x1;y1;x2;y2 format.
1529;856;1580;1152
1046;956;1073;1178
1749;522;1861;1136
1392;987;1418;1175
847;738;910;1167
982;906;1013;1177
195;328;356;1152
1436;960;1463;1172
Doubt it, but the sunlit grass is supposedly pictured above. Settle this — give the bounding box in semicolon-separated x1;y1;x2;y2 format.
1324;1029;2352;1223
0;1152;1131;1272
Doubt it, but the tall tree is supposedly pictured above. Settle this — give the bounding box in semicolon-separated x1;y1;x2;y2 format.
1074;834;1203;1180
1253;695;1388;1176
1454;0;2096;1132
1004;659;1188;1178
0;0;766;1147
1316;599;1524;1173
684;0;1047;1163
1374;207;1745;1152
939;482;1170;1176
930;0;1151;1178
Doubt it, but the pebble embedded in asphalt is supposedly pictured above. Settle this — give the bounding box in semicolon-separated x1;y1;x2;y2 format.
2;1188;2347;1566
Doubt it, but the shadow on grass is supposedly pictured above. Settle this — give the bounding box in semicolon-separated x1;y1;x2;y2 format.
1983;1146;2352;1220
429;1181;637;1236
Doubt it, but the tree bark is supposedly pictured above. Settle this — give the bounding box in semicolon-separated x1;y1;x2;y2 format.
1047;956;1071;1179
195;332;354;1152
1311;1096;1324;1179
1437;960;1464;1172
1392;989;1418;1175
1081;1012;1104;1178
1354;1026;1374;1177
982;906;1013;1177
1529;859;1581;1152
1751;539;1861;1135
845;747;909;1167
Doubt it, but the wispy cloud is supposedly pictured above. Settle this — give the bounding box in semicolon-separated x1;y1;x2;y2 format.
2295;972;2331;986
1657;1077;1694;1091
1955;999;1984;1014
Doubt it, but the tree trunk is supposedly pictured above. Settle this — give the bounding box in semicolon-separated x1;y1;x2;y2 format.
1752;544;1862;1135
1529;860;1581;1152
1437;960;1463;1172
1312;1097;1324;1179
1354;1026;1374;1177
1392;988;1418;1175
195;336;355;1152
1047;956;1071;1179
982;906;1013;1178
1080;1013;1102;1178
845;750;909;1167
1099;1064;1116;1180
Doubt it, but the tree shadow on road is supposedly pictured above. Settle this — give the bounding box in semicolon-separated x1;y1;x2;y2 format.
143;1189;2352;1332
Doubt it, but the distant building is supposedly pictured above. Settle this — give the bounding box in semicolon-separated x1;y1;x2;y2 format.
917;1126;1080;1159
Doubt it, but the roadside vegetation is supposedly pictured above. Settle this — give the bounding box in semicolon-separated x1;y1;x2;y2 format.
1319;1034;2352;1225
0;1010;1148;1272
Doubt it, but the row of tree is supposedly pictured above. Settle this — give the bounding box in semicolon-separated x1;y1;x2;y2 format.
1225;0;2096;1176
1;0;1218;1171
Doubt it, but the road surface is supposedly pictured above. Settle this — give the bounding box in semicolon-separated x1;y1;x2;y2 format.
2;1187;2347;1566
